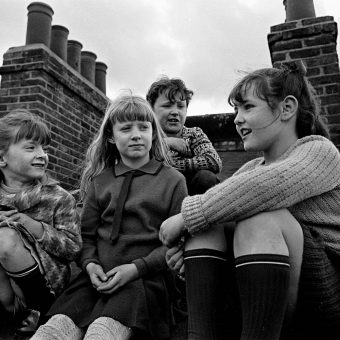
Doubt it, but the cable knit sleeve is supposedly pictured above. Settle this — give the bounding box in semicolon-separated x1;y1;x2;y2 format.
182;136;340;235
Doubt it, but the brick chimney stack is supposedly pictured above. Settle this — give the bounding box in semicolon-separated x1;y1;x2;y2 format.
268;4;340;148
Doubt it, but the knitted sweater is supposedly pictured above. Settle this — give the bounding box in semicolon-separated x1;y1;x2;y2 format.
182;135;340;256
170;126;222;174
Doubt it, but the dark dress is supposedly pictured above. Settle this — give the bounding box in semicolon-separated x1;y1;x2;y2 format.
47;159;188;339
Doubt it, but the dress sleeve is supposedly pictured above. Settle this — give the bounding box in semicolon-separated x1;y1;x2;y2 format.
77;181;102;270
182;138;340;235
172;127;222;174
38;191;82;262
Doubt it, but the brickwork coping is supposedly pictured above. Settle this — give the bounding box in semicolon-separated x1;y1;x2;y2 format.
186;113;244;151
50;25;69;61
25;2;54;47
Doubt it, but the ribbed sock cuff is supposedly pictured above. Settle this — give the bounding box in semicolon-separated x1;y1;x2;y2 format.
184;248;227;262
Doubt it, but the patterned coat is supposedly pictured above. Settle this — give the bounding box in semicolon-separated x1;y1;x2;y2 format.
0;176;82;295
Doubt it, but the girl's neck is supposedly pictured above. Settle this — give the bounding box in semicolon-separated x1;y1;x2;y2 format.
2;178;35;191
264;134;298;164
120;156;150;169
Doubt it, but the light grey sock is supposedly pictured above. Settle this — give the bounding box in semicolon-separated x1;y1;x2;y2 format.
84;317;132;340
30;314;84;340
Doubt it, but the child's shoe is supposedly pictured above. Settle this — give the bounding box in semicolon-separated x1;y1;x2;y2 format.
15;308;40;335
12;295;40;335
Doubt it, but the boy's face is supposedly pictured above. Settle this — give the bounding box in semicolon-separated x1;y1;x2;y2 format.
152;91;187;137
0;137;48;188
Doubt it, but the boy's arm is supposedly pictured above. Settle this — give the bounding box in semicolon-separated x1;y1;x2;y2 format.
172;127;222;174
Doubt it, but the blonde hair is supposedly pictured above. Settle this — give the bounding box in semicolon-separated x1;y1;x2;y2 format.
80;93;171;199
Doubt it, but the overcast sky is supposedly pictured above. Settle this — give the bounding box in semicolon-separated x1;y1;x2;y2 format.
1;0;339;115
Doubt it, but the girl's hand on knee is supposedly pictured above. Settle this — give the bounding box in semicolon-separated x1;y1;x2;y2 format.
0;209;17;227
86;263;108;289
97;264;138;294
159;213;186;247
3;212;44;238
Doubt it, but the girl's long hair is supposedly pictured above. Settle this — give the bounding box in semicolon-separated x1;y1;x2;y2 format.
80;93;171;199
228;60;330;139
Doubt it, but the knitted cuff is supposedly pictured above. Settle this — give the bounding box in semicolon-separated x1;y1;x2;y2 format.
181;195;209;235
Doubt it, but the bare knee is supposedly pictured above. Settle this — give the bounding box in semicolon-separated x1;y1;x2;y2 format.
233;209;303;257
0;228;23;260
185;223;227;252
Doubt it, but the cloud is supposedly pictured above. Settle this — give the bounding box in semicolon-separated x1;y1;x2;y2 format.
1;0;339;116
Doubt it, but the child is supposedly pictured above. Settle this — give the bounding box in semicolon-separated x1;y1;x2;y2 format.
146;77;222;195
32;94;188;340
0;109;82;334
160;61;340;339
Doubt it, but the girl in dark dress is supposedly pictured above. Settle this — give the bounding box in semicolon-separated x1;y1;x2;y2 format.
32;94;188;340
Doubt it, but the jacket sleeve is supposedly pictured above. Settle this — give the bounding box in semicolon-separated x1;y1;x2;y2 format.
38;191;82;262
172;127;222;174
132;173;188;277
182;138;340;235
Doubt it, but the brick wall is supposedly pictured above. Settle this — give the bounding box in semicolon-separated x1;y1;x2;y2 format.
0;44;108;190
268;16;340;148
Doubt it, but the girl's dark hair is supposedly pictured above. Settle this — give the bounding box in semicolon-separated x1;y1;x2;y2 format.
228;60;330;139
146;76;194;108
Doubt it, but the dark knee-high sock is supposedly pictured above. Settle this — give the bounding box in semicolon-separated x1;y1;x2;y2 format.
235;254;290;340
6;263;54;314
184;248;237;340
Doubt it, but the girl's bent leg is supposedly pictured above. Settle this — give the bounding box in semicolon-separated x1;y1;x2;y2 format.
31;314;84;340
233;209;303;340
0;265;15;313
0;227;35;271
184;223;238;340
83;317;132;340
0;227;54;314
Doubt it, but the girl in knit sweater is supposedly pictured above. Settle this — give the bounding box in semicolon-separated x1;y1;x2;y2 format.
32;94;187;340
160;61;340;340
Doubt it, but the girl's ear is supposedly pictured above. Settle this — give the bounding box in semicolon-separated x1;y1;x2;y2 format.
281;95;298;121
108;137;115;144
